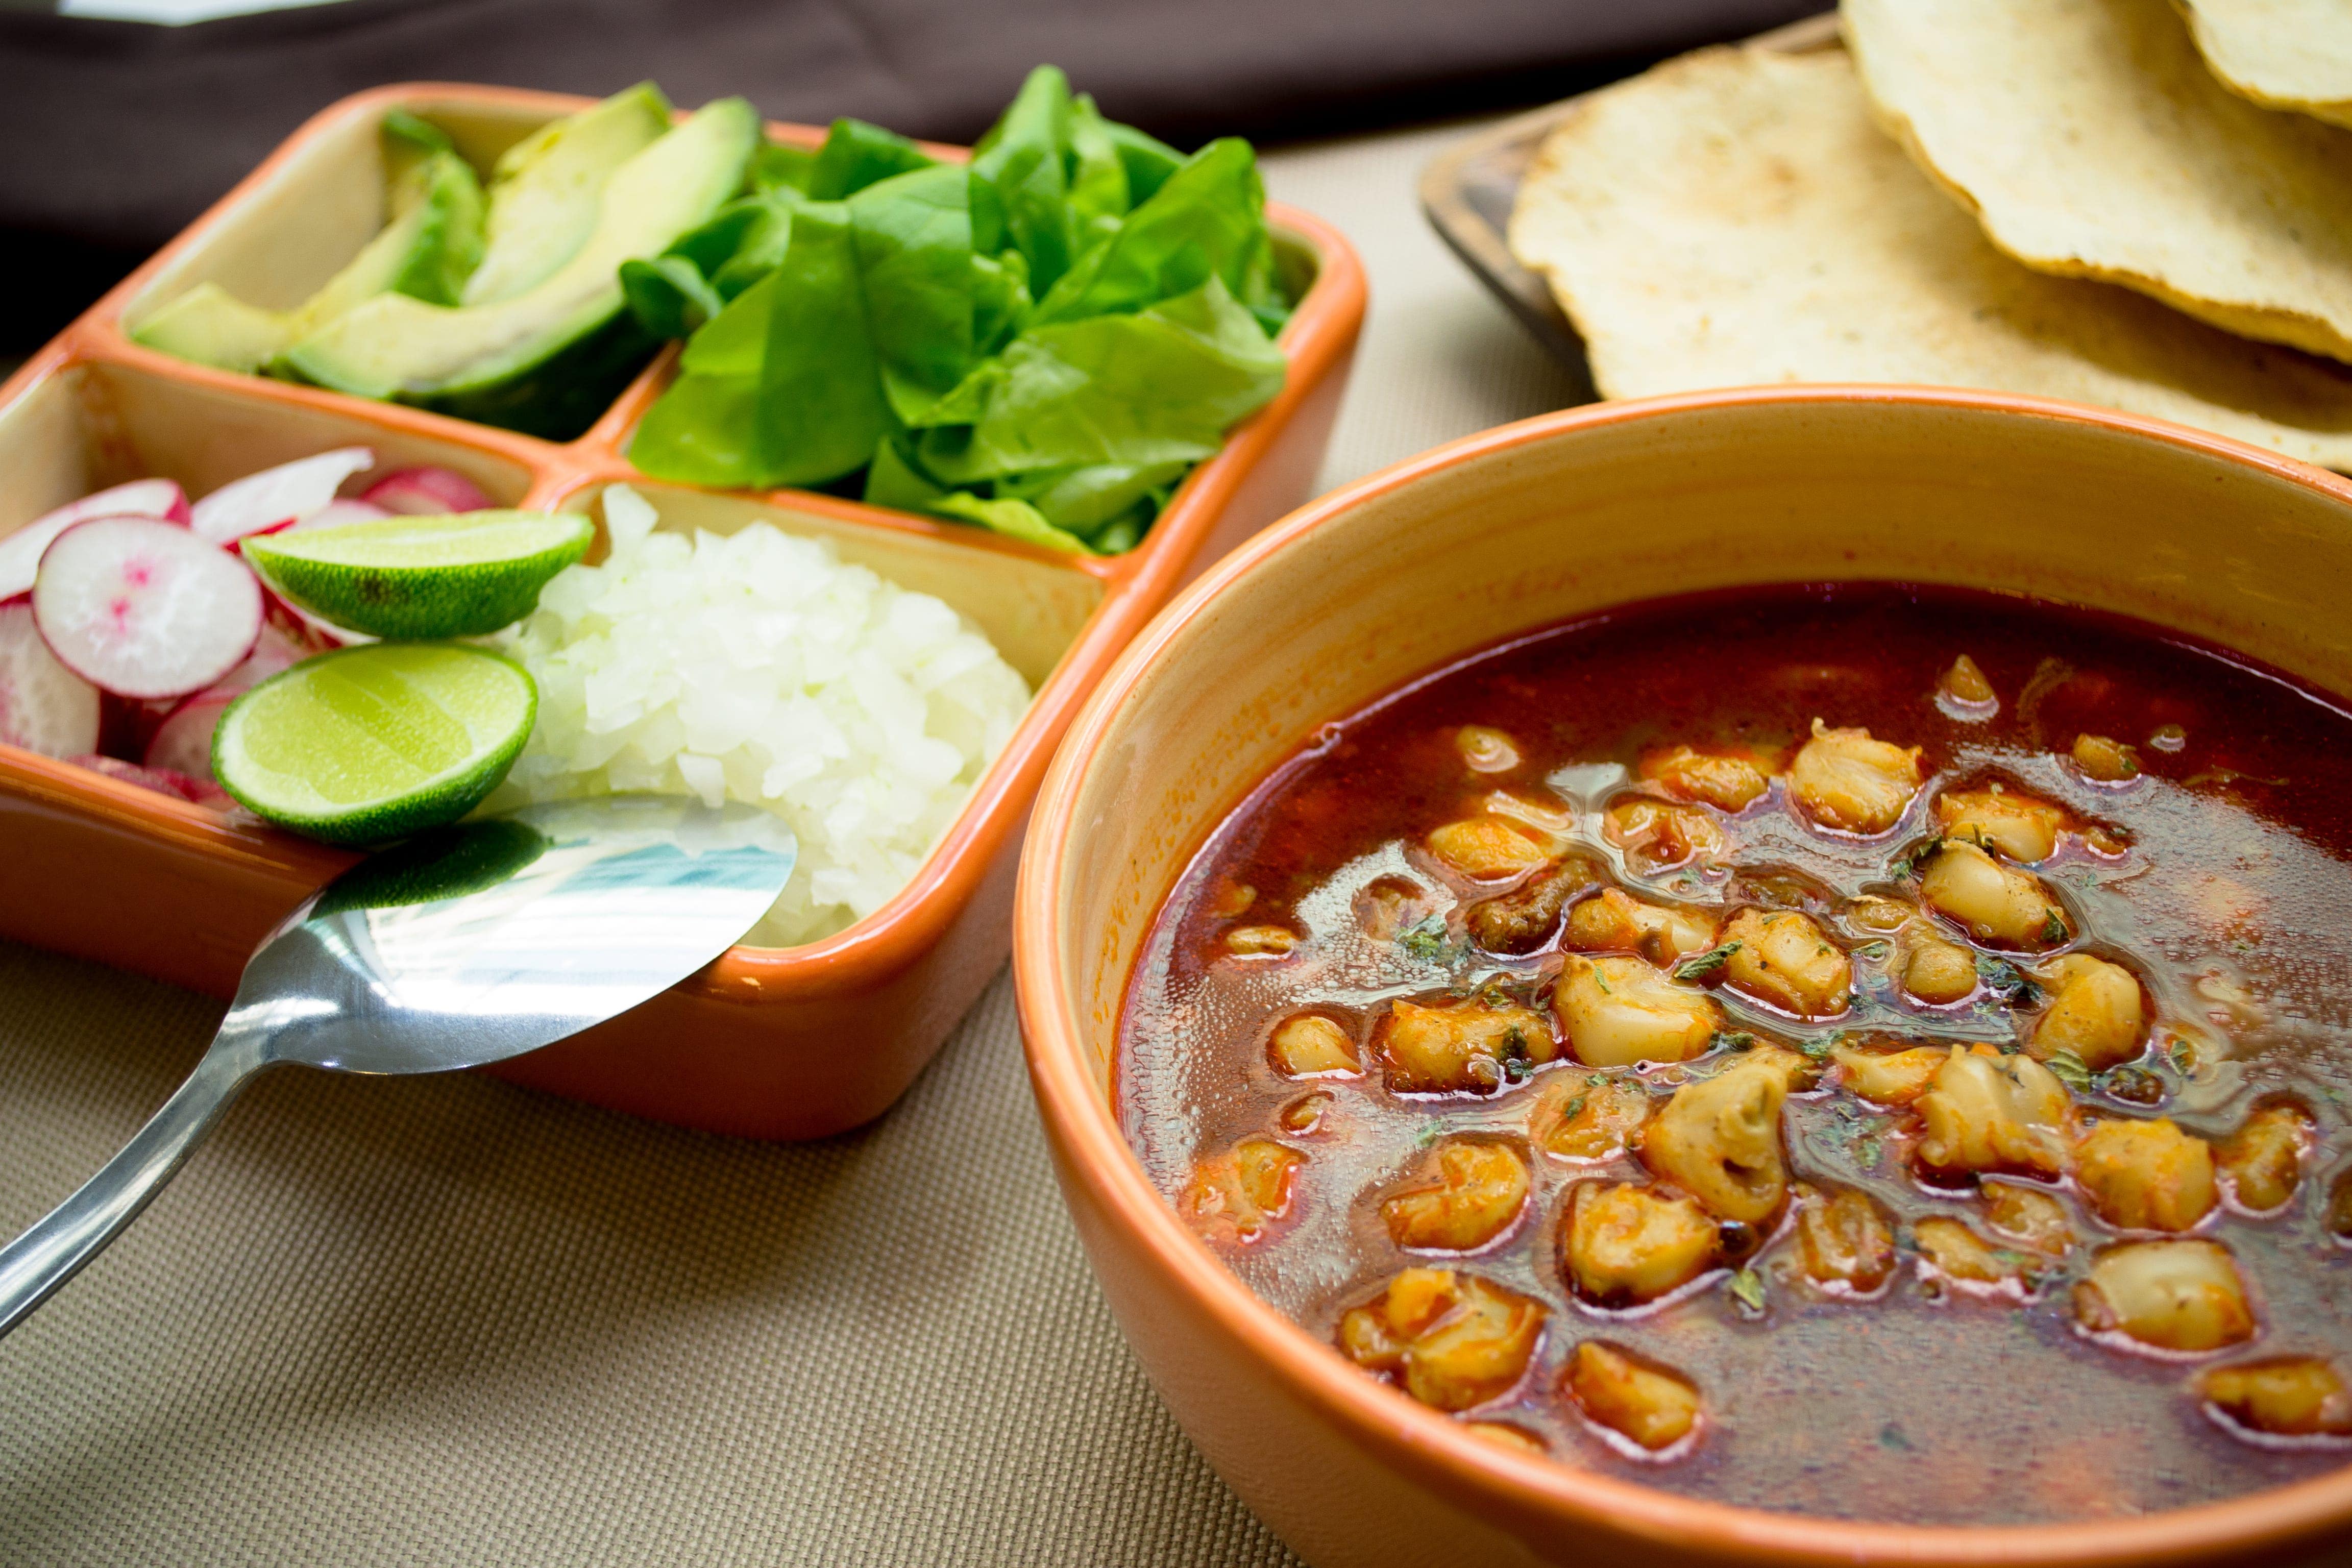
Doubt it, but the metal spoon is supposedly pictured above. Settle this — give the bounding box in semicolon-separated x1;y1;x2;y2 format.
0;795;795;1339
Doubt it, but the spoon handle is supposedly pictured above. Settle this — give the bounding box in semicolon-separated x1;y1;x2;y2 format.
0;1030;270;1340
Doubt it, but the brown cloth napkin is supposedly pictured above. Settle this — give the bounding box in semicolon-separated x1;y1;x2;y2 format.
0;0;1824;348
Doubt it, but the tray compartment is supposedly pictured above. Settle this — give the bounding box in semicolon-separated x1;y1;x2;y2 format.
110;85;678;447
0;356;539;535
118;87;594;335
476;478;1111;1136
549;478;1107;689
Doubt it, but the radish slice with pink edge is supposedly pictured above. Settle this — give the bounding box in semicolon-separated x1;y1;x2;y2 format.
142;626;306;779
188;447;374;546
0;600;100;756
70;752;232;808
360;465;493;514
249;502;388;647
260;582;372;653
242;498;391;542
34;516;263;700
293;498;392;531
0;478;190;601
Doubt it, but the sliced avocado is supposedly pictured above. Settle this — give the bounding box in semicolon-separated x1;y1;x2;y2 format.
131;284;289;374
278;98;758;422
132;115;484;373
370;139;487;308
461;83;671;306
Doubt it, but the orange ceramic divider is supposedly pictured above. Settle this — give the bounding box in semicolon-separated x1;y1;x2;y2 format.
0;83;1364;1140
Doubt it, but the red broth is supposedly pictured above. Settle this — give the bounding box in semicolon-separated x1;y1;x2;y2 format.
1117;583;2352;1526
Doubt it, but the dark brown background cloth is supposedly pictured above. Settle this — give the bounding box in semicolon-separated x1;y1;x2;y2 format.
0;0;1825;348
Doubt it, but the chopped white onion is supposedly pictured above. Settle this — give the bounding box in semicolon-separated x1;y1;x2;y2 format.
491;485;1031;946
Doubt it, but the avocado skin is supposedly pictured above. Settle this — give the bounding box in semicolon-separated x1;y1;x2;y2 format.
415;311;661;441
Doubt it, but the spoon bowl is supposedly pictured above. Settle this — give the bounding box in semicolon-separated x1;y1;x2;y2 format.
0;795;795;1338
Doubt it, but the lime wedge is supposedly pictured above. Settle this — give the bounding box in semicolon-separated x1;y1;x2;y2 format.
214;644;537;846
241;510;594;639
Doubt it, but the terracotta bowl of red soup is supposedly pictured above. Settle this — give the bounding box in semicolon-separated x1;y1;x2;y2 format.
1014;387;2352;1567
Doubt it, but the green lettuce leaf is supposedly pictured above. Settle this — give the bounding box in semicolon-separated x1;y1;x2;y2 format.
850;165;978;425
911;274;1285;483
971;249;1032;357
864;433;950;512
971;65;1081;297
807;118;935;200
624;267;775;485
629;199;891;488
1065;94;1131;230
928;492;1094;553
1031;138;1270;325
627;68;1294;554
708;197;799;297
1090;511;1146;554
864;435;1096;553
751;140;818;195
996;460;1187;532
619;191;798;336
619;253;724;338
1104;119;1183;206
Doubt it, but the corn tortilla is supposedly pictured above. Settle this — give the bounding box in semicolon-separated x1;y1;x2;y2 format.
1843;0;2352;363
1504;45;2352;471
2177;0;2352;128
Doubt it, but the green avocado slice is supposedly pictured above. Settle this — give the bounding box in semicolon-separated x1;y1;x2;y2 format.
130;284;288;374
132;113;484;374
461;83;672;306
278;97;758;406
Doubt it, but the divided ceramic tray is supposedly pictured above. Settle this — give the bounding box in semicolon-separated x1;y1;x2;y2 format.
0;82;1364;1139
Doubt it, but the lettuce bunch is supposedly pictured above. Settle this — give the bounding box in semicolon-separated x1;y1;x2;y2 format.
622;67;1292;554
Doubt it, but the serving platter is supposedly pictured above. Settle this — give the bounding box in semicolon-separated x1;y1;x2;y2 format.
1416;9;1837;386
0;82;1364;1140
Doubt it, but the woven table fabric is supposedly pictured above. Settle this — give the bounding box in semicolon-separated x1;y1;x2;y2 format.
0;122;1586;1567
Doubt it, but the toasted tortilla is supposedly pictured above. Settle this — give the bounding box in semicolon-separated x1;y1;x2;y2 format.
2178;0;2352;128
1504;45;2352;471
1842;0;2352;363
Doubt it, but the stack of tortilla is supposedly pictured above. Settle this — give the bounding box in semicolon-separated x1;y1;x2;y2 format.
1505;0;2352;469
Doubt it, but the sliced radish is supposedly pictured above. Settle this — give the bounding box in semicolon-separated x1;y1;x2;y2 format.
69;752;232;808
0;478;190;601
140;696;227;778
109;478;193;527
189;447;374;546
292;498;392;532
254;505;384;648
241;498;390;542
222;624;307;689
361;465;492;515
0;600;100;756
101;692;178;760
260;586;368;654
141;626;305;780
34;517;263;700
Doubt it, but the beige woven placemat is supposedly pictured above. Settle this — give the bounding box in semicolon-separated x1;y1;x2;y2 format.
0;120;1585;1567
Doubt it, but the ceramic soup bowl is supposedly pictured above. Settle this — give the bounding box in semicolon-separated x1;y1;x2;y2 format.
1015;387;2352;1568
